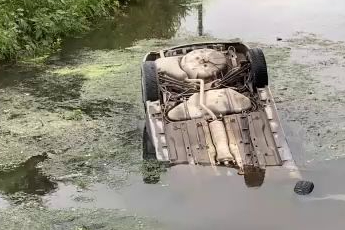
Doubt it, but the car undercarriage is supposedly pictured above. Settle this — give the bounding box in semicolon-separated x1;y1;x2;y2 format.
141;42;303;188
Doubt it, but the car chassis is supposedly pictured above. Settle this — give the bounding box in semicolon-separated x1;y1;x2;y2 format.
141;41;303;187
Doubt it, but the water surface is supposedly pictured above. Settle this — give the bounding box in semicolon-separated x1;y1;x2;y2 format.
180;0;345;42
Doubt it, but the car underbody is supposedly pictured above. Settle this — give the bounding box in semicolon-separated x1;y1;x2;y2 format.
141;42;298;186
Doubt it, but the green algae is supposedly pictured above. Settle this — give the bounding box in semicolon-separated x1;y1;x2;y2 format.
0;206;165;230
50;63;124;79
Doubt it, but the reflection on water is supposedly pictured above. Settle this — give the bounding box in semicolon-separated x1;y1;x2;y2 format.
120;162;345;230
243;166;266;188
61;0;345;53
179;0;345;42
61;0;193;52
197;3;203;36
38;160;345;229
0;154;57;195
0;66;40;89
141;160;267;188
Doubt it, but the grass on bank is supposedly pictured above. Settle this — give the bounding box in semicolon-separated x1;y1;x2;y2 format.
0;0;120;61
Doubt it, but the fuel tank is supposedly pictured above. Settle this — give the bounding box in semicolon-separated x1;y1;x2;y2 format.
167;88;252;121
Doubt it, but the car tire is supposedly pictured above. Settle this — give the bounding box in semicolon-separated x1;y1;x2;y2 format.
247;48;268;89
294;180;314;195
141;61;159;104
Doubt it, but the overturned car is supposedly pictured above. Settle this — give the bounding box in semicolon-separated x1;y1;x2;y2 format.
141;42;309;190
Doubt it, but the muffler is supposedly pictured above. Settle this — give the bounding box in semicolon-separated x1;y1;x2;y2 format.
209;120;234;165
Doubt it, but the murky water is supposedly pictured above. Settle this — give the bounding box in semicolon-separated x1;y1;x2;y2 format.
60;0;192;52
180;0;345;42
0;0;345;229
0;154;56;195
41;161;345;230
61;0;345;51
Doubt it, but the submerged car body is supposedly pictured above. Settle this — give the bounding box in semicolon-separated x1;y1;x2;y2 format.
141;42;298;185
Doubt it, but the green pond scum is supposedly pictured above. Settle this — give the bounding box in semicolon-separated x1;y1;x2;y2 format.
0;206;165;230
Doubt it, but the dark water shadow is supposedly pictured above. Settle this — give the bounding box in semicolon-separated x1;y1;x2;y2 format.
23;74;86;102
79;100;134;119
0;65;41;89
243;165;266;188
0;65;85;104
0;154;57;195
140;161;266;187
60;0;192;54
56;99;135;119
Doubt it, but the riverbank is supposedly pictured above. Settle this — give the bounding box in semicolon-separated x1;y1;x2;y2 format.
0;0;120;61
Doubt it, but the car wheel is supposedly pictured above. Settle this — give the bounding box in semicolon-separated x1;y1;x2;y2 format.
141;61;159;105
294;180;314;195
247;48;268;89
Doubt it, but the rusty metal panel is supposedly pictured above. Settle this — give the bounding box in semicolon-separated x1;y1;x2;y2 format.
165;122;188;164
234;115;254;166
258;87;294;163
180;123;194;164
239;115;251;144
224;115;245;167
165;119;210;165
185;120;209;164
247;112;282;167
260;111;282;165
165;111;281;167
237;115;256;166
201;120;217;165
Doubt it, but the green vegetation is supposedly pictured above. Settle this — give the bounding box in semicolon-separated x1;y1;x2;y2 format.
0;0;194;61
0;0;119;61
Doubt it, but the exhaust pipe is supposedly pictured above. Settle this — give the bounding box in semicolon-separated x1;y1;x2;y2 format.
184;78;217;120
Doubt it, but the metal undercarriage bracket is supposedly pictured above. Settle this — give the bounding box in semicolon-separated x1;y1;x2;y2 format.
224;112;282;169
247;112;282;167
257;87;295;168
164;112;283;168
165;119;212;165
146;101;169;161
